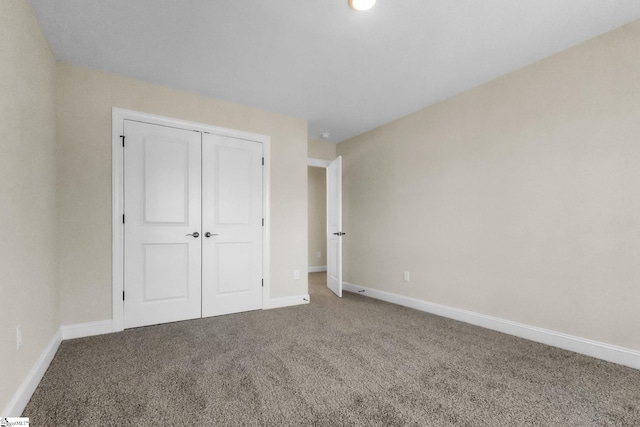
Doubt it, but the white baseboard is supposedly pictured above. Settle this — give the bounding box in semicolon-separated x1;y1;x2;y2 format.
308;266;327;273
343;282;640;370
264;294;310;310
3;329;61;417
60;320;114;340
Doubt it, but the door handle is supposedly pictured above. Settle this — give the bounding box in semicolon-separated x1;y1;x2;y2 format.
205;232;219;238
186;232;200;238
333;232;346;236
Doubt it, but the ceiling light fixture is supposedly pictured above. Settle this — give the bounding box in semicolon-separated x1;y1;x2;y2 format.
349;0;376;12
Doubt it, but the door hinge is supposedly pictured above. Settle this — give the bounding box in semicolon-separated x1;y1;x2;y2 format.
122;214;125;224
262;279;264;287
120;135;125;147
262;218;264;226
262;157;264;166
123;291;125;301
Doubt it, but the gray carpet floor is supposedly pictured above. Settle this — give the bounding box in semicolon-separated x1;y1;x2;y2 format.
24;273;640;426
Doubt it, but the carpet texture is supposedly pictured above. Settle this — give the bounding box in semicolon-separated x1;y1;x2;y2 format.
24;273;640;426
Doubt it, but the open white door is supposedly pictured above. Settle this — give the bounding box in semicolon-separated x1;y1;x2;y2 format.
327;156;343;297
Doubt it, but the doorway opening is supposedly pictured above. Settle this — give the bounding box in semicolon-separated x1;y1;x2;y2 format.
308;164;327;273
307;157;343;297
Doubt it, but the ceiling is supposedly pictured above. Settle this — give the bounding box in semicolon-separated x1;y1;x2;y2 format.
29;1;640;143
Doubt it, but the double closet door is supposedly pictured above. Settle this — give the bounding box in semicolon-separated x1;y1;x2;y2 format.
123;120;263;329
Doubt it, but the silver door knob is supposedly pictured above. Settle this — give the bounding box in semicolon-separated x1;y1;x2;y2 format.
186;232;199;238
205;232;219;238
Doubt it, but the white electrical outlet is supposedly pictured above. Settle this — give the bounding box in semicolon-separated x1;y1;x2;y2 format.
316;251;321;259
294;269;300;280
403;271;410;282
16;324;22;350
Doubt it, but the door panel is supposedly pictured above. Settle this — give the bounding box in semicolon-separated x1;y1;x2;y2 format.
142;244;189;301
327;156;343;297
217;243;252;293
202;134;263;317
143;138;189;223
124;120;202;328
328;239;338;279
217;147;254;224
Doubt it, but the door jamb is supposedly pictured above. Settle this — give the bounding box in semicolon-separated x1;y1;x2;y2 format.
308;158;331;168
111;108;271;332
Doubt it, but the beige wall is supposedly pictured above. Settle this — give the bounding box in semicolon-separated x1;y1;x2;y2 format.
308;138;337;161
308;167;327;268
56;63;308;325
0;0;59;412
338;21;640;351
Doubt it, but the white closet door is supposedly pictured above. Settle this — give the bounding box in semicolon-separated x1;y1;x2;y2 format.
201;134;263;317
327;156;343;297
123;120;202;328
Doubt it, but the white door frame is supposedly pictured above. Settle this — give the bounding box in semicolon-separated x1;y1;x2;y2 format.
307;158;331;168
112;108;271;332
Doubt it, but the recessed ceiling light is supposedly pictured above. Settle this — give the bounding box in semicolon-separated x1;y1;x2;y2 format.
320;132;331;139
349;0;376;12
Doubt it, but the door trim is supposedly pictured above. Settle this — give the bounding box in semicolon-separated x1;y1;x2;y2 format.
111;108;271;332
307;158;331;168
